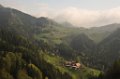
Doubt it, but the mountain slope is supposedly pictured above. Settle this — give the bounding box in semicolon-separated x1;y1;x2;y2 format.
71;34;96;54
85;23;120;43
98;29;120;66
0;5;74;79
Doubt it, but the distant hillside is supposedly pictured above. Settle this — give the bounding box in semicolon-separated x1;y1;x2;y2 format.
85;23;120;43
71;34;96;55
98;28;120;67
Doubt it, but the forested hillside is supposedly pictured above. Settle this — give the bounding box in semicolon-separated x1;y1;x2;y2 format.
0;5;120;79
0;5;101;79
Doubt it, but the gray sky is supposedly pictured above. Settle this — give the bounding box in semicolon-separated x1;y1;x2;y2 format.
1;0;120;27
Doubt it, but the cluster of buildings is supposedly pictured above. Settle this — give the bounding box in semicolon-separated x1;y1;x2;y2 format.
64;61;81;69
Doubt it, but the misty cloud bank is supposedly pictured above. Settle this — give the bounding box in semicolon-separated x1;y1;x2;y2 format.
37;7;120;28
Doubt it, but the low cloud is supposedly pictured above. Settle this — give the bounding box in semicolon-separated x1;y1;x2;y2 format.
52;7;120;27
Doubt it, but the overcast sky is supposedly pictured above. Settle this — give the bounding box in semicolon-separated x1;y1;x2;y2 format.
1;0;120;27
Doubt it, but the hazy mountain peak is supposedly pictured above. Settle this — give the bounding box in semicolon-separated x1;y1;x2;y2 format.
61;21;75;27
0;4;3;7
38;17;48;19
37;17;52;23
37;17;59;27
38;17;56;23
